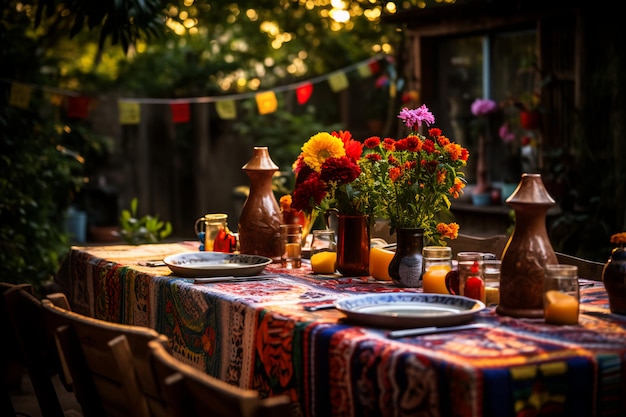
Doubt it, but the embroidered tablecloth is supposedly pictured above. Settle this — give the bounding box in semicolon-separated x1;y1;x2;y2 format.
55;242;626;417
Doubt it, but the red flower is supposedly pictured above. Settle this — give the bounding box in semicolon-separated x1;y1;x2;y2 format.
320;156;361;185
364;136;381;148
333;130;363;162
382;138;395;151
395;138;409;151
422;139;435;153
428;127;442;137
405;135;422;152
292;172;326;212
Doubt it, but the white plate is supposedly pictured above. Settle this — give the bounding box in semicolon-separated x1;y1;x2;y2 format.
335;293;485;329
163;252;272;277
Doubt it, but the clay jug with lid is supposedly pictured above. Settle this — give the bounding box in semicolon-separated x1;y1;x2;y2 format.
497;173;557;318
238;147;283;260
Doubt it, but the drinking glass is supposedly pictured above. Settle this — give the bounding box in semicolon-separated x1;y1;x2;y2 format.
483;259;501;305
280;224;302;269
457;251;484;302
310;230;337;274
543;264;579;325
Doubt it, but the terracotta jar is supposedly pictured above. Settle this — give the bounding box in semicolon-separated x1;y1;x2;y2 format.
602;246;626;315
238;147;283;261
497;173;557;318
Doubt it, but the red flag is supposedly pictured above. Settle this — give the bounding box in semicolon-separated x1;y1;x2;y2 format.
67;96;90;119
296;83;313;105
170;102;190;123
368;60;381;75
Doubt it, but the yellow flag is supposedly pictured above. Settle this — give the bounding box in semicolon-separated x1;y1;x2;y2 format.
48;93;63;107
119;101;141;125
255;91;278;115
328;72;349;92
216;100;237;119
357;63;372;78
389;82;397;99
10;83;33;109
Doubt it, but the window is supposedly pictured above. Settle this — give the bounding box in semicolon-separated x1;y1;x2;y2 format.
431;29;538;185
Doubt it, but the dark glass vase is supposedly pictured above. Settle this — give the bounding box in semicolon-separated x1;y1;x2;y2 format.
326;210;370;276
602;246;626;315
389;228;424;288
497;173;557;318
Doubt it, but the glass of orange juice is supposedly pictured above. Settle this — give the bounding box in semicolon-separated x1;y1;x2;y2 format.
310;229;337;274
421;246;452;294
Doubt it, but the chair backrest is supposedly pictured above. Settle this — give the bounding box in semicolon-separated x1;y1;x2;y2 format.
2;283;68;417
555;252;605;281
448;234;509;259
40;295;171;417
147;340;295;417
447;235;605;280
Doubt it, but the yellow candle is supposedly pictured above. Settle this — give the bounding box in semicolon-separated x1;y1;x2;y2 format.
544;290;579;324
422;265;451;294
311;251;336;274
369;247;395;281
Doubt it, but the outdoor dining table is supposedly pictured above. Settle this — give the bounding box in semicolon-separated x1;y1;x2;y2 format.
54;242;626;417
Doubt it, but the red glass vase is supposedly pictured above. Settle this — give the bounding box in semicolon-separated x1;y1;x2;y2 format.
326;210;370;276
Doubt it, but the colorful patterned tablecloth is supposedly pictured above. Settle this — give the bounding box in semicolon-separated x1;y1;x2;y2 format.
55;243;626;417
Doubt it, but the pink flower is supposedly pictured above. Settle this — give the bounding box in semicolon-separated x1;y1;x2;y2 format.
498;123;516;143
398;105;435;130
471;98;497;116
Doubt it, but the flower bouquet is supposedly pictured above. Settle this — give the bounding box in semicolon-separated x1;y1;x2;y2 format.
289;130;374;276
361;104;468;245
290;130;373;218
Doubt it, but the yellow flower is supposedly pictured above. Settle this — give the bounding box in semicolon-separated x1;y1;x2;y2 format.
610;232;626;245
301;132;345;172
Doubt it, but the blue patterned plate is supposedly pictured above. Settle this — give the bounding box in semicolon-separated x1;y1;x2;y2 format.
163;252;272;277
335;292;485;329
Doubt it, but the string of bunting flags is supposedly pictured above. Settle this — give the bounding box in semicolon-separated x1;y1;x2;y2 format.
5;53;394;126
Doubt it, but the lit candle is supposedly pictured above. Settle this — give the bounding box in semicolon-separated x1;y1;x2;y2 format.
311;251;336;274
369;247;394;281
422;265;451;294
544;290;579;324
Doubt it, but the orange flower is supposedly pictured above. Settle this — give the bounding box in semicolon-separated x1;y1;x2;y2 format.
610;232;626;245
360;104;468;245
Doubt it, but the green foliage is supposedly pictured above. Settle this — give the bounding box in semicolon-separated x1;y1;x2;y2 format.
0;106;82;289
0;0;172;289
119;198;173;245
0;0;395;288
33;0;170;53
233;99;343;172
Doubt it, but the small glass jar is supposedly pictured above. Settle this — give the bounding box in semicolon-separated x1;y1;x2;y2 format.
422;246;453;294
194;213;236;252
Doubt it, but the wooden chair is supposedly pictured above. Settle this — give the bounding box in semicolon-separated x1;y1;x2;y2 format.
41;294;171;417
555;252;605;281
147;340;296;417
1;283;72;417
448;233;509;259
446;235;605;280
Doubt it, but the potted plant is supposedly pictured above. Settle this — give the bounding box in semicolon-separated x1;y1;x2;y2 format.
119;198;173;245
